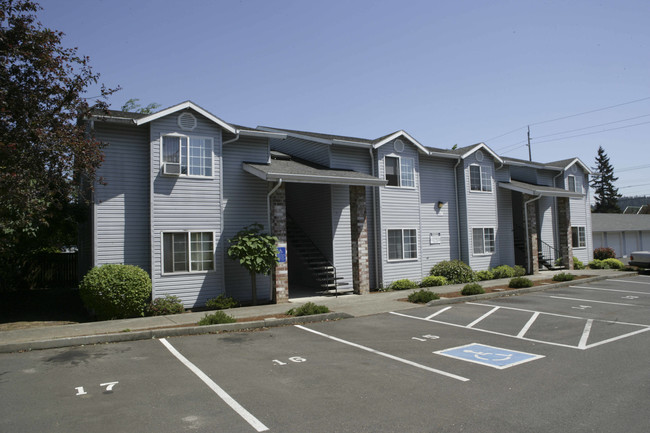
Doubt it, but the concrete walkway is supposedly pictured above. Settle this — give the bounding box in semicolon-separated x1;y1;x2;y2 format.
0;269;631;353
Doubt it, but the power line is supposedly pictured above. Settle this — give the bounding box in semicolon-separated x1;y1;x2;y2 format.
531;113;650;140
619;182;650;189
532;119;650;145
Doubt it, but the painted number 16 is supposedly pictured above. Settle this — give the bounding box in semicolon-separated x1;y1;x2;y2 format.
272;357;306;365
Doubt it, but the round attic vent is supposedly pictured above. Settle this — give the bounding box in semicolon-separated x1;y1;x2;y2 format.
178;112;197;131
394;139;405;153
476;150;484;162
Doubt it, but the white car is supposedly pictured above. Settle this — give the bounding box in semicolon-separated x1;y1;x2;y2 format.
628;251;650;268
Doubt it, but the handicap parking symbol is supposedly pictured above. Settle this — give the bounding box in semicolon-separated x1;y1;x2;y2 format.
434;343;544;369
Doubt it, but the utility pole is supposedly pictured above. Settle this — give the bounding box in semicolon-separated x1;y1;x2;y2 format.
527;125;532;161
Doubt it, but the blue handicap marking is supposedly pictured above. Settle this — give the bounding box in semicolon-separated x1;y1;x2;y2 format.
434;343;544;369
277;247;286;263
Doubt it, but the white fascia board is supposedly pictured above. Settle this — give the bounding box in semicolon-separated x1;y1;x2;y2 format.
461;143;504;164
564;158;593;174
505;159;562;171
242;163;387;186
428;150;461;160
239;129;287;139
498;182;583;198
257;127;333;145
373;130;430;154
134;101;237;134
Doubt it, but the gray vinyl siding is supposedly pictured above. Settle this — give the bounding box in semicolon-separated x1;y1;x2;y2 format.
566;167;591;264
537;171;557;251
150;111;223;307
269;136;330;166
457;162;469;263
222;137;272;302
496;188;515;266
93;122;150;272
377;141;422;285
331;185;353;287
464;153;500;270
495;166;510;183
419;157;459;274
510;166;537;183
330;146;377;288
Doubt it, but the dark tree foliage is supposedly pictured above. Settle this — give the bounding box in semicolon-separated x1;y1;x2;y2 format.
121;98;160;114
0;0;118;289
590;146;621;213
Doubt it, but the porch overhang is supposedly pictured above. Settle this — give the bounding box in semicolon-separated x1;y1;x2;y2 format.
243;158;388;186
498;180;583;198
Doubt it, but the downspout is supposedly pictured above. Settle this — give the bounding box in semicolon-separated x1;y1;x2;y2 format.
369;147;380;289
223;132;240;145
453;158;462;260
524;195;542;274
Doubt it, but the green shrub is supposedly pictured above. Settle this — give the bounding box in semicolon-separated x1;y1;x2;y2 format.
593;247;616;260
589;259;605;269
573;257;585;270
419;276;448;287
287;302;330;316
622;265;638;272
552;272;575;282
475;270;495;281
80;264;151;320
430;260;477;284
491;265;516;279
205;294;239;310
388;279;419;290
147;295;184;316
508;277;533;288
461;283;485;296
198;311;237;325
407;289;440;303
513;265;526;276
603;258;624;270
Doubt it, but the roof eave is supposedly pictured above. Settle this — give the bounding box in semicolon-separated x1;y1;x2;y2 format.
134;101;238;134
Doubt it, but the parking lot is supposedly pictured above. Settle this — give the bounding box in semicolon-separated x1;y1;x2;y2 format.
1;275;649;432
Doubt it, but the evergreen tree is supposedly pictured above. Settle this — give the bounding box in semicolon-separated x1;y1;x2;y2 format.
591;146;621;213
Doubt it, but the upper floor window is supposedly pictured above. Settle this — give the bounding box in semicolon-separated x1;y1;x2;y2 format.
385;156;415;188
163;231;215;273
470;165;492;192
472;227;495;255
162;135;213;177
567;175;582;193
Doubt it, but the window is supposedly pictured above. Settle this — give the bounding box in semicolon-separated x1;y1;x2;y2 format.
572;226;586;248
162;135;213;177
470;165;492;192
473;227;495;255
567;175;582;193
163;232;214;273
387;229;417;260
385;156;415;188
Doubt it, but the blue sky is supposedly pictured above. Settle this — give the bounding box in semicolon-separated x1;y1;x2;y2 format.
41;0;650;198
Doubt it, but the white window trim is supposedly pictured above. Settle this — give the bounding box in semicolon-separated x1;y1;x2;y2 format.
161;231;216;275
384;155;416;189
469;164;493;193
567;174;583;193
160;133;215;179
386;228;419;262
571;226;587;249
472;227;496;256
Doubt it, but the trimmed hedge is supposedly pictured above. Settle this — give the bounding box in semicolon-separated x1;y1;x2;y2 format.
198;311;236;325
491;265;516;279
389;279;419;290
206;294;239;310
476;270;495;281
513;265;526;277
147;295;184;316
593;247;616;260
80;264;151;320
508;277;533;288
589;258;624;270
430;260;477;284
552;272;575;282
287;302;330;316
461;283;485;296
408;289;440;303
419;276;448;287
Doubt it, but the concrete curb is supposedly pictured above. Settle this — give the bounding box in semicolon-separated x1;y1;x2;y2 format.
425;273;627;306
0;312;352;353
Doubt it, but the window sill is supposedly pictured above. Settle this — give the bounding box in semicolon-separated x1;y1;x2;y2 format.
387;258;419;263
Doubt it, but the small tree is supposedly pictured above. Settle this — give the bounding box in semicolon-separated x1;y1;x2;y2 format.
591;146;621;213
227;224;278;305
121;98;160;114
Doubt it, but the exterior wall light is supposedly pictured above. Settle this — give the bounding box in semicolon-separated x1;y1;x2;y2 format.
437;201;445;209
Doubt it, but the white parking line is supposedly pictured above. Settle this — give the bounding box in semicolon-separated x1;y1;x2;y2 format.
569;285;650;295
578;320;593;349
607;279;650;285
517;312;540;338
159;339;269;432
545;295;640;306
294;325;470;382
466;306;499;328
584;327;650;349
426;306;452;320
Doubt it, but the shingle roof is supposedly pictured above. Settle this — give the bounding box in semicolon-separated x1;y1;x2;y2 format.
592;213;650;232
498;180;583;198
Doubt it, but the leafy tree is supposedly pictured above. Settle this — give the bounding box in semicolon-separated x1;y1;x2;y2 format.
227;224;278;305
591;146;621;213
121;98;160;114
0;0;118;290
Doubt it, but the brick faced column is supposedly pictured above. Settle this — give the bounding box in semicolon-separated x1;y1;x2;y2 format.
557;197;574;270
349;185;369;295
270;183;289;303
525;195;540;275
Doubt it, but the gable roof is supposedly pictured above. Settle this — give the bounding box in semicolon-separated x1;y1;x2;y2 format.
450;142;504;165
546;157;592;174
134;101;237;134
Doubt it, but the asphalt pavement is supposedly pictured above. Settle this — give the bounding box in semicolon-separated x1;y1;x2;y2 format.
0;269;631;353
